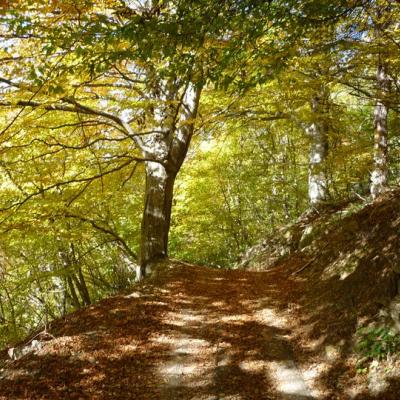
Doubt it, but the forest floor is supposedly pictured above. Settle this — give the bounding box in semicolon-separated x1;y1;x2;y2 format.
0;259;399;400
2;192;400;399
0;262;313;400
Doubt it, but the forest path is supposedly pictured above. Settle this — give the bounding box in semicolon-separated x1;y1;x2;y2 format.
156;264;313;400
0;262;314;400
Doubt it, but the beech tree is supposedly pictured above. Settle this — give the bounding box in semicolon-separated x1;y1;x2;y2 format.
336;0;400;197
370;4;392;198
306;84;330;206
0;0;297;278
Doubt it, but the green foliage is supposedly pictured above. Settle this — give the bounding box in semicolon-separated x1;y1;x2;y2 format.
170;92;309;267
355;325;400;370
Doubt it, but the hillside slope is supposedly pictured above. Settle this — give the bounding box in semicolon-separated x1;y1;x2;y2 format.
239;189;400;398
1;190;400;399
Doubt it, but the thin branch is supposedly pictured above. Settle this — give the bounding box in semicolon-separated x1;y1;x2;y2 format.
0;158;138;212
62;213;137;261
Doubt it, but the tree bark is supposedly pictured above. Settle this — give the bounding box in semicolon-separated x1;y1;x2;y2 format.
138;161;177;280
70;244;91;306
307;87;329;207
66;276;81;309
73;267;91;306
371;59;390;199
136;82;201;279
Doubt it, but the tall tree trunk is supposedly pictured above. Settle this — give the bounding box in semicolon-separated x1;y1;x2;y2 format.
307;88;329;207
67;276;81;309
0;294;6;324
70;244;91;306
73;267;91;306
371;59;390;199
136;82;202;280
138;161;177;280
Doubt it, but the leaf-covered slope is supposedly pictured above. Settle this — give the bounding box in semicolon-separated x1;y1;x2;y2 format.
240;189;400;398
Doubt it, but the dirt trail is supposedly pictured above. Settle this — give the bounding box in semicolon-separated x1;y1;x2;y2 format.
0;262;313;400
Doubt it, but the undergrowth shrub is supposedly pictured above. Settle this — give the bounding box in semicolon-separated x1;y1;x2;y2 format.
355;325;400;372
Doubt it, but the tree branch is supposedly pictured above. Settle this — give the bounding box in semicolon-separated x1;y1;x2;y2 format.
61;212;137;261
0;158;138;212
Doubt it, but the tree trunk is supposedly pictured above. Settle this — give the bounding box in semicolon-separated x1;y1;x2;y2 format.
138;161;177;279
73;267;91;306
67;276;81;309
307;89;329;207
371;59;390;199
70;244;91;306
136;82;201;280
0;294;6;324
